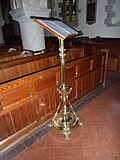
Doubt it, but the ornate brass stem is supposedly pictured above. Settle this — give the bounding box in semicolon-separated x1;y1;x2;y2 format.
59;39;67;89
52;38;79;140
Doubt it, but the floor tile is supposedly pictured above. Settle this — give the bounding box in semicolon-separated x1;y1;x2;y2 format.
3;74;120;160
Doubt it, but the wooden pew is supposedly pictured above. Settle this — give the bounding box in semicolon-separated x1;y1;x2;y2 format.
78;37;120;73
0;47;84;84
0;42;22;53
0;48;108;150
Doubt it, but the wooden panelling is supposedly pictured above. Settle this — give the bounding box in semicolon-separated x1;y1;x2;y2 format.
117;59;120;72
0;86;30;107
76;61;90;76
0;116;7;141
37;97;46;118
66;66;75;79
92;55;102;68
66;47;84;60
26;102;36;123
33;99;41;121
108;58;118;71
34;75;56;92
11;108;22;132
18;105;29;128
0;50;108;150
2;113;15;136
79;37;120;73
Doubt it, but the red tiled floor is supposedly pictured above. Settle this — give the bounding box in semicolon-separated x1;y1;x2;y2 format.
12;77;120;160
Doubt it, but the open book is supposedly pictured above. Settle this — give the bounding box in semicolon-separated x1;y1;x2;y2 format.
31;16;80;40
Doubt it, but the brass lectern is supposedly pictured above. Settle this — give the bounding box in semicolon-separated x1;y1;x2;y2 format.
31;17;81;139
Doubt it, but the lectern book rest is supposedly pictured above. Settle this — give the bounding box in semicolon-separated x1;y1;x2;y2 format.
30;16;81;40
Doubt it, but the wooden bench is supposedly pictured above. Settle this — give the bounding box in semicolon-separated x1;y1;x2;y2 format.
78;37;120;73
0;48;108;150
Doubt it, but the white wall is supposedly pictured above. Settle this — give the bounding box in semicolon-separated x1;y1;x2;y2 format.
77;0;120;38
53;0;120;38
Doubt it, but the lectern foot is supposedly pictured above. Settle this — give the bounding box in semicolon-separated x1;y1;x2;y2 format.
79;122;83;126
48;122;53;127
65;134;69;140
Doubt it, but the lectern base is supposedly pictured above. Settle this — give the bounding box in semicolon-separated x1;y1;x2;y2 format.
52;116;79;140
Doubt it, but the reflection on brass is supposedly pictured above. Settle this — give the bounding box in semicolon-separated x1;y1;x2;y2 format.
52;39;79;140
